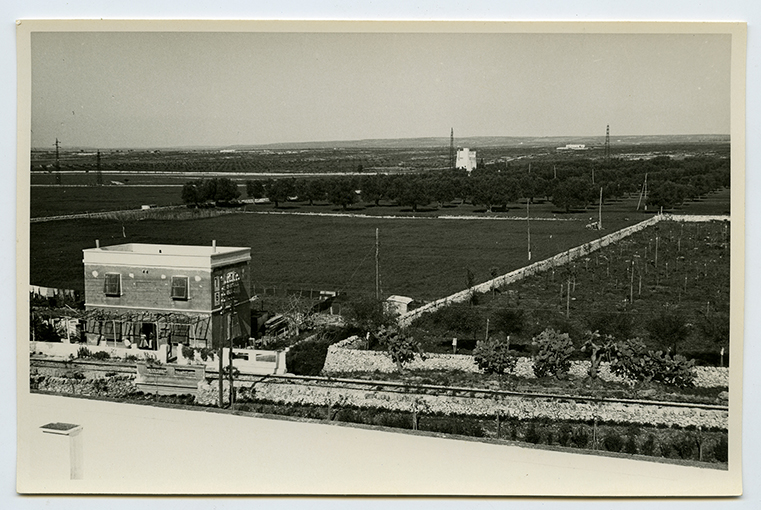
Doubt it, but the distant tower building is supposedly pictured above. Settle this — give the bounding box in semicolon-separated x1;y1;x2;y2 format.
455;148;477;173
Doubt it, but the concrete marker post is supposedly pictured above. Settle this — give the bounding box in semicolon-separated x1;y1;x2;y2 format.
40;422;83;480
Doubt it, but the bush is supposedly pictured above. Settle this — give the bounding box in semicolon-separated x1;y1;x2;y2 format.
671;434;697;460
473;337;517;375
181;345;195;360
570;427;589;448
286;327;353;375
420;416;484;437
609;338;696;388
531;328;575;378
603;432;624;453
624;426;640;455
558;423;573;447
91;351;111;361
76;346;92;359
525;422;541;444
713;435;728;463
376;325;425;372
640;434;656;456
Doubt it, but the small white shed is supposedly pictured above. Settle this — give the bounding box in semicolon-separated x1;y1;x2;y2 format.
385;295;414;316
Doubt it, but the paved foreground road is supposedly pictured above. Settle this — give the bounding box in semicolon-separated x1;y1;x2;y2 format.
17;393;738;496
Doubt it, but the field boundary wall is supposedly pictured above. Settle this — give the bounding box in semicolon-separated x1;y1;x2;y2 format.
322;337;729;388
398;214;730;327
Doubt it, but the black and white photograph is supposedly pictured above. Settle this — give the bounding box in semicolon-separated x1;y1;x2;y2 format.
15;19;746;496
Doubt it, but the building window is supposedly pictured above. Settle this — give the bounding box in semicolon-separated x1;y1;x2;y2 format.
171;276;189;300
103;273;121;297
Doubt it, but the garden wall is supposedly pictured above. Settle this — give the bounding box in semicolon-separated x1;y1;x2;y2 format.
321;336;730;388
30;340;168;362
196;378;728;430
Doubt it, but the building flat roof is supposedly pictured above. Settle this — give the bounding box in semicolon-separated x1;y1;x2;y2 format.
91;243;245;256
83;243;250;270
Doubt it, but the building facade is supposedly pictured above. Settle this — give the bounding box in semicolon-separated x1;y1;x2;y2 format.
455;148;477;172
82;242;252;351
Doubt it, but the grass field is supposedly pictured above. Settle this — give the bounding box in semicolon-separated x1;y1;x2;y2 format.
30;210;643;300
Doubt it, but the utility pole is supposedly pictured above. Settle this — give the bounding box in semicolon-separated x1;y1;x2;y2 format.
629;259;635;305
219;278;238;408
375;228;381;300
527;200;532;261
96;150;103;186
55;138;62;185
636;173;648;211
598;187;603;229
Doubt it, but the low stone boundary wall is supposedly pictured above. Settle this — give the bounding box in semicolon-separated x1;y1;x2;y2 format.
196;378;727;430
30;340;168;362
398;215;662;326
322;337;729;388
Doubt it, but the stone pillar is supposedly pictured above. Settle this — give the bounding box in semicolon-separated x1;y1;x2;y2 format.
39;422;83;480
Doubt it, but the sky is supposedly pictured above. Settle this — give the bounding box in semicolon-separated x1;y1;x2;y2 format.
30;29;732;149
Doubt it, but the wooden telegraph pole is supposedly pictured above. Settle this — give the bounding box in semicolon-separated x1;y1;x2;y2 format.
527;200;531;261
219;278;238;408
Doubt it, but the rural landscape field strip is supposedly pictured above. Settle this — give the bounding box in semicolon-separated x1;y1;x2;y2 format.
30;211;642;300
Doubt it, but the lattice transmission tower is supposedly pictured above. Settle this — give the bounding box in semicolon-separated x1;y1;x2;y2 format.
604;124;611;163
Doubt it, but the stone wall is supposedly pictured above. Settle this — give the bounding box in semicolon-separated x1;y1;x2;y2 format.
213;378;728;430
321;336;730;388
398;215;663;326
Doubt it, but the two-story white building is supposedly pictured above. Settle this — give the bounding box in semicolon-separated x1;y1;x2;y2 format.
81;241;252;352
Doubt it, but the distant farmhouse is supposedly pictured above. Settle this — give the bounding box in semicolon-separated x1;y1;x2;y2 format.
455;148;477;172
81;242;252;353
556;144;587;151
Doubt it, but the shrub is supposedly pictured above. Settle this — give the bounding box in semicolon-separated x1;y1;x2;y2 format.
181;345;195;360
713;435;729;463
376;325;426;372
420;416;484;438
473;337;517;375
557;423;573;447
672;434;697;460
640;434;656;456
624;435;638;455
91;351;111;361
525;422;541;444
286;328;351;375
76;346;92;359
609;338;696;388
199;347;215;362
531;328;575;378
603;432;624;452
571;427;589;448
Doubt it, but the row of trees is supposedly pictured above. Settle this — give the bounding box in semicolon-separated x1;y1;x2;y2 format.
182;177;241;205
181;155;729;212
237;155;728;212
